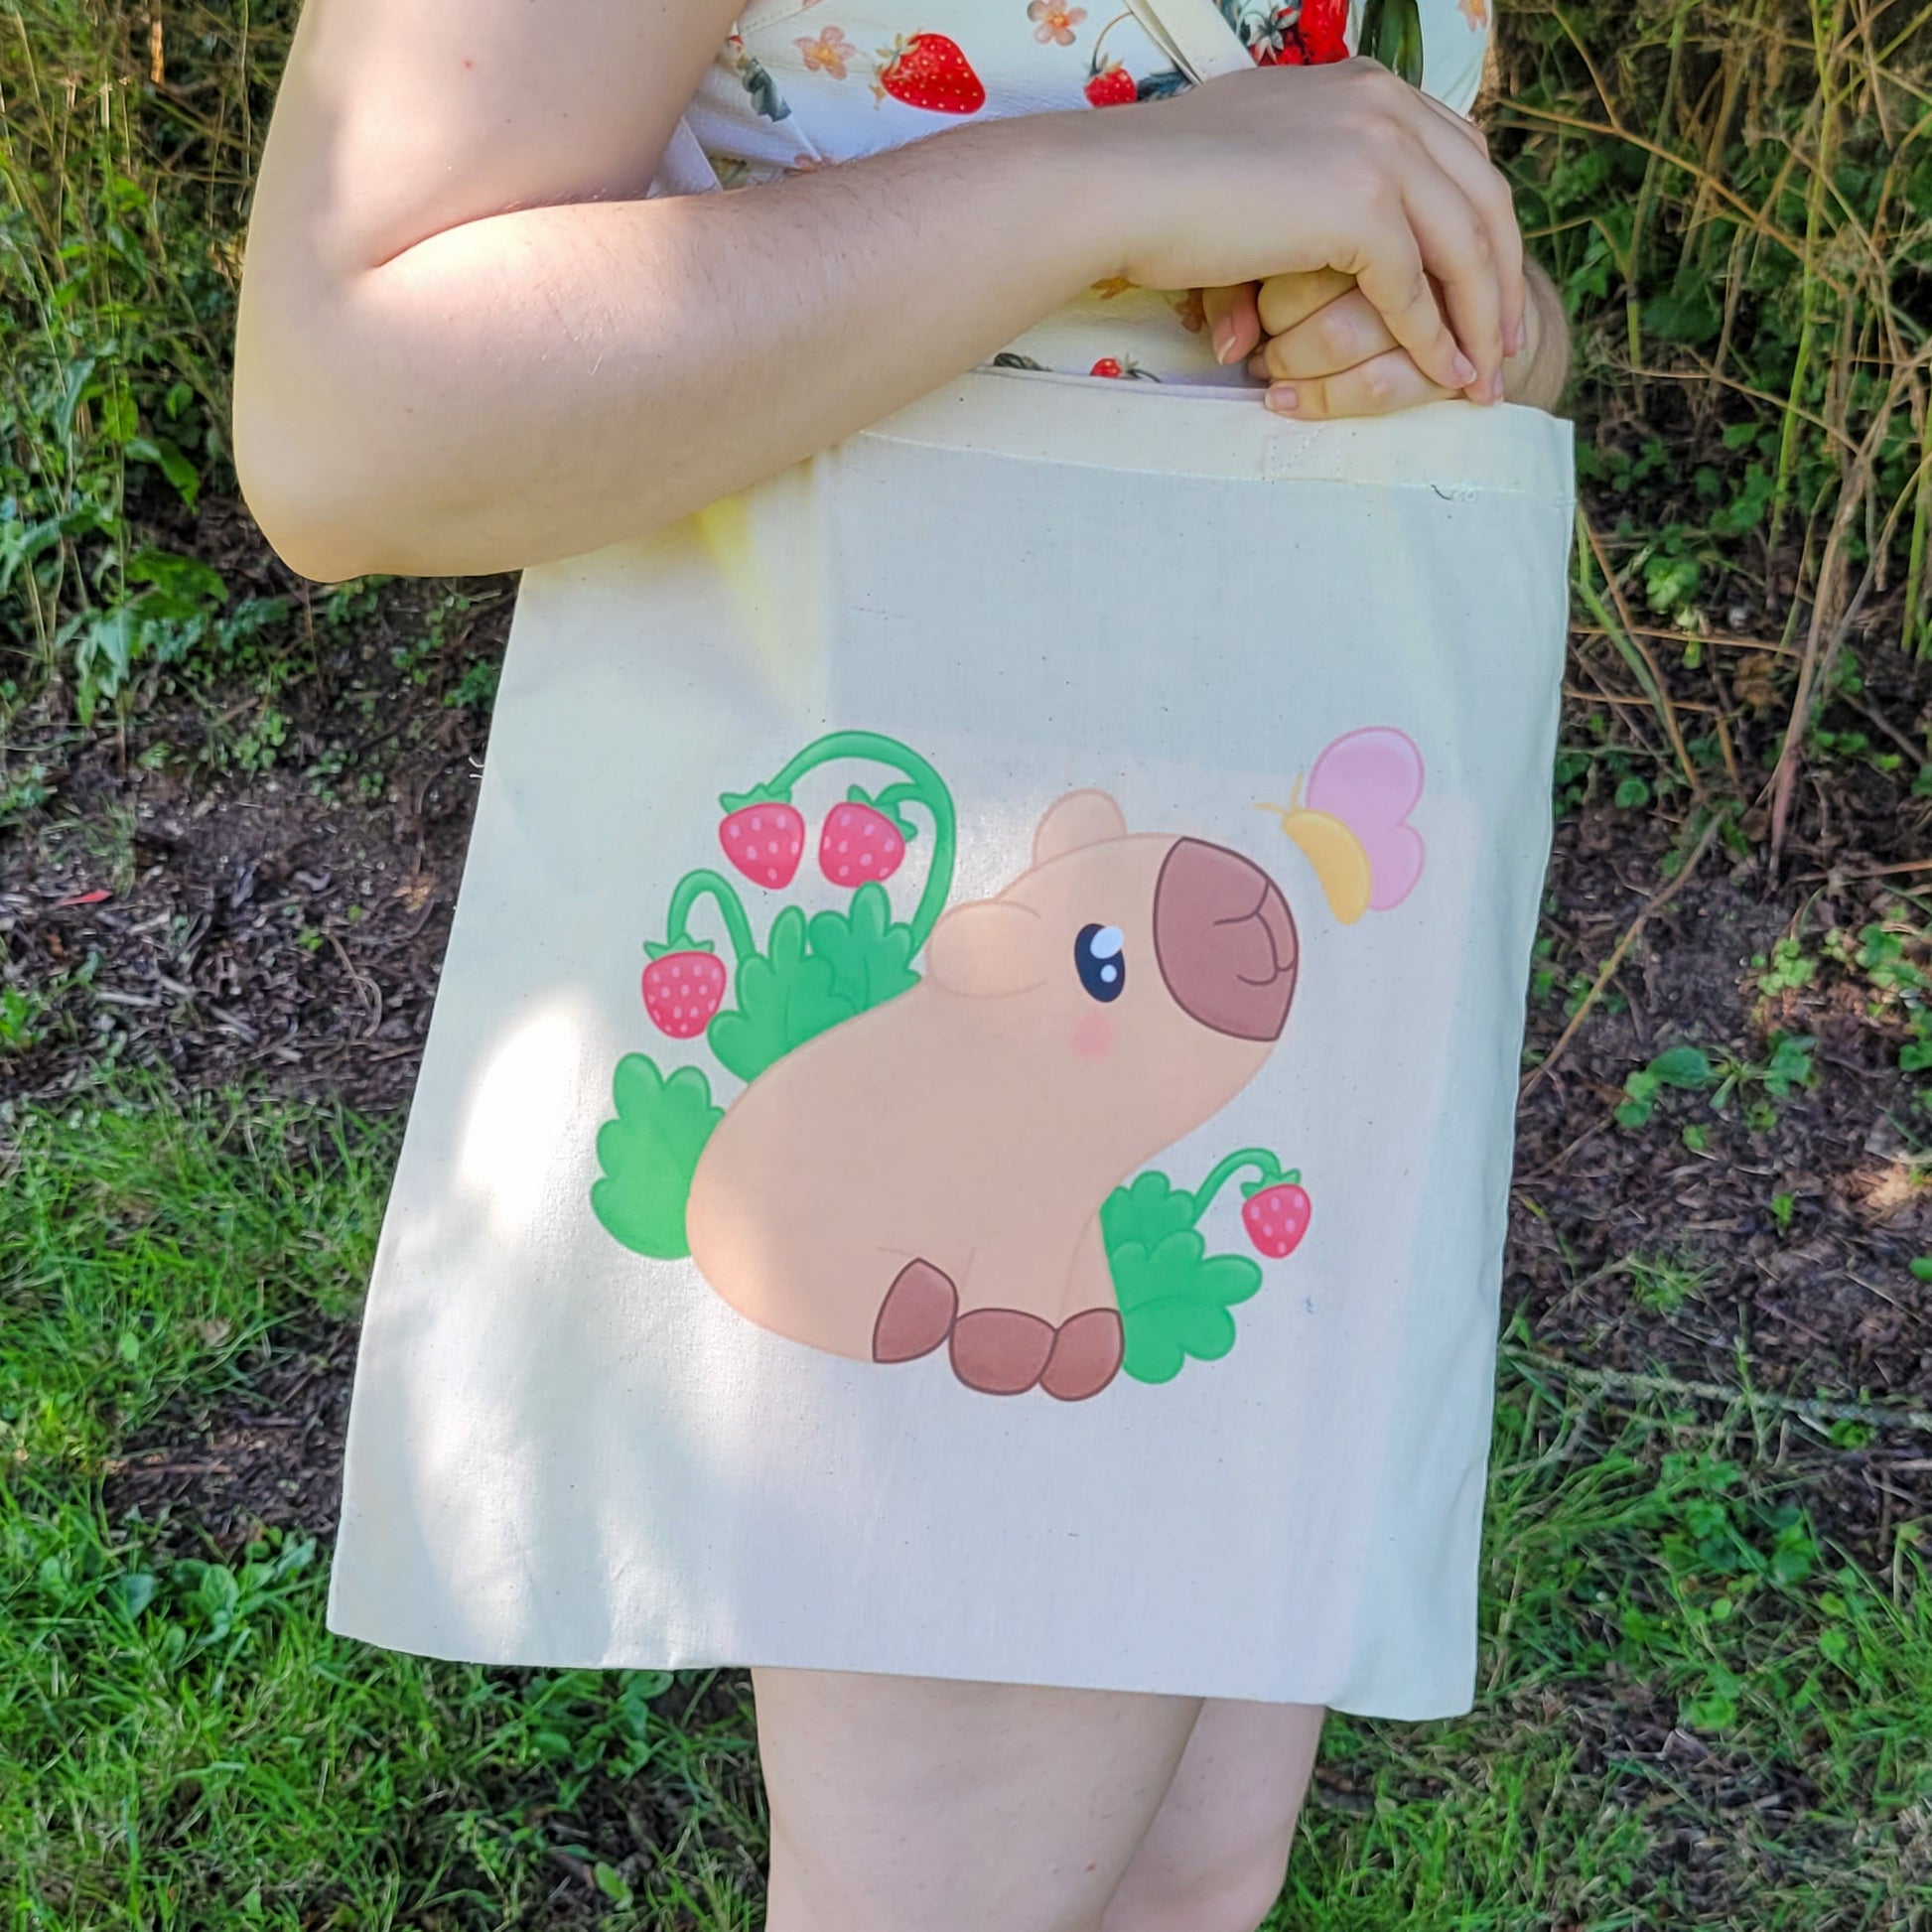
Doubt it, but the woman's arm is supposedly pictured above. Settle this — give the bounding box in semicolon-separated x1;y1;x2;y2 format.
234;0;1525;580
1507;262;1571;411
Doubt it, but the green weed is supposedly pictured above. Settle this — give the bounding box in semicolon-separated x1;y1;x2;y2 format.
1616;1035;1817;1133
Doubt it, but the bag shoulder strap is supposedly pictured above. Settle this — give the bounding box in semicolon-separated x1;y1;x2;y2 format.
1126;0;1257;81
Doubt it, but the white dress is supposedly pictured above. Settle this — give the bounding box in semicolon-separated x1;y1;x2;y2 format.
686;0;1494;381
326;0;1573;1721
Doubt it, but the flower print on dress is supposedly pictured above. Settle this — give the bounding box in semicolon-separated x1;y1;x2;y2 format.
1458;0;1488;27
1028;1;1088;47
725;34;792;122
795;24;857;78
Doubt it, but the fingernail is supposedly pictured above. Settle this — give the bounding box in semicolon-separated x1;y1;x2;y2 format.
1451;350;1477;386
1213;317;1238;365
1488;368;1505;403
1266;384;1300;415
1506;317;1526;356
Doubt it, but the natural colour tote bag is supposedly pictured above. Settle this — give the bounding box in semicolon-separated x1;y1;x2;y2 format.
328;362;1575;1719
328;0;1577;1720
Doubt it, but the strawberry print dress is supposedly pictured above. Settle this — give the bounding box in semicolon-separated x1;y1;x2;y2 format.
685;0;1494;385
327;0;1575;1723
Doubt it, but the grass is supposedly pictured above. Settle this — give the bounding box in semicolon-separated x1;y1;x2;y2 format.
2;1089;1927;1929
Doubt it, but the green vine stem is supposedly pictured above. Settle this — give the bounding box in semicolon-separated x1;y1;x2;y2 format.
1089;8;1133;62
742;730;958;951
660;868;759;967
1189;1149;1291;1223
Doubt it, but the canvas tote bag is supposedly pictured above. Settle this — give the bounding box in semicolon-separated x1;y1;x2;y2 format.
327;0;1576;1721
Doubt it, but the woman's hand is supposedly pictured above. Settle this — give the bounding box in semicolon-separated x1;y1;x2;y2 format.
1201;255;1571;416
1107;60;1526;403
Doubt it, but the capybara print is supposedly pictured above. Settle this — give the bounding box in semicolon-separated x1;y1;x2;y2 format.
592;729;1424;1401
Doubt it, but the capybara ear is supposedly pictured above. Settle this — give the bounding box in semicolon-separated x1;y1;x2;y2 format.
926;899;1047;999
1033;789;1128;868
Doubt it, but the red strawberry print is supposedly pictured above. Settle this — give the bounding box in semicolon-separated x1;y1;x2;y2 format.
719;802;804;889
1297;0;1350;64
641;946;727;1039
1242;1176;1311;1259
1090;356;1125;378
1084;62;1137;107
820;799;908;887
1250;0;1349;67
874;33;985;114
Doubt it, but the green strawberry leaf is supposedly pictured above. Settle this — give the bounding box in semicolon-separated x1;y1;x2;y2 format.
1135;69;1189;101
735;51;791;123
708;905;855;1083
808;882;920;1016
1109;1228;1263;1385
1099;1170;1199;1254
591;1054;723;1259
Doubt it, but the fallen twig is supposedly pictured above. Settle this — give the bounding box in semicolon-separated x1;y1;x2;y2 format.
1503;1348;1932;1437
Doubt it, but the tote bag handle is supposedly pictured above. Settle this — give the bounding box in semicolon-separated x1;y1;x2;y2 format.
1125;0;1258;81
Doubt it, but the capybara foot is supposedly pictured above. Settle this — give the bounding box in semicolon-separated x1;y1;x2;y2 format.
949;1309;1055;1395
1040;1308;1124;1402
873;1260;959;1363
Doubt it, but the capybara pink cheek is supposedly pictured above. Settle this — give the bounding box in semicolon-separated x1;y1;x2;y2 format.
1068;1010;1115;1059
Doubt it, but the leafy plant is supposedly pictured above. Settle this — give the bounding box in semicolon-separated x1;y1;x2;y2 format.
591;1057;724;1259
806;883;919;1018
0;1;291;719
1617;1035;1816;1132
1616;1045;1716;1128
0;761;54;825
707;905;855;1085
1102;1171;1262;1383
0;984;51;1052
1755;937;1817;997
1100;1153;1298;1384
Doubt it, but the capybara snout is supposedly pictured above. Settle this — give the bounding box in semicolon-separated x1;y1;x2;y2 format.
1154;838;1298;1041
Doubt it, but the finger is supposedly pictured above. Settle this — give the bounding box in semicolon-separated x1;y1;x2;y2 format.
1396;158;1504;399
1200;282;1262;367
1264;348;1455;420
1410;106;1526;363
1413;87;1492;162
1332;204;1475;395
1254;267;1357;339
1248;288;1398;381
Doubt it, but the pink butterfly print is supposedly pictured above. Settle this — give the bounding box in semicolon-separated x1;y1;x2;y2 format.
1306;727;1426;911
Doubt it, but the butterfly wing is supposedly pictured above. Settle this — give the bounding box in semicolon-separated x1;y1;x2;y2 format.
1305;728;1426;912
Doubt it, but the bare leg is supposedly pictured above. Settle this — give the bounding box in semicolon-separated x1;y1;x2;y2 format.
755;1667;1202;1932
1101;1699;1327;1932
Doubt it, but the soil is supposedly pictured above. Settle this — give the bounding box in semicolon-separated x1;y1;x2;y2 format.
2;574;501;1113
100;1322;355;1558
5;505;1930;1575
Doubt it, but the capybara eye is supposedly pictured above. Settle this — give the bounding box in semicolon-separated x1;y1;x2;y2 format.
1074;923;1127;1003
